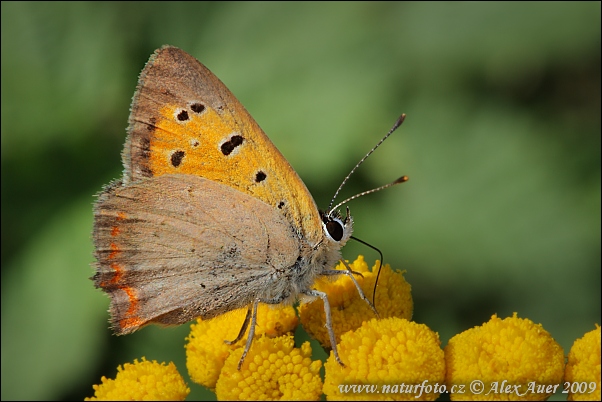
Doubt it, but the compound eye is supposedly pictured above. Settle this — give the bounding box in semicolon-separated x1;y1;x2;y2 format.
325;220;344;241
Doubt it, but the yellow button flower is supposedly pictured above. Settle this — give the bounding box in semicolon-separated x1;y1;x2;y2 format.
186;304;298;390
298;255;412;348
215;335;323;400
564;324;601;401
445;313;565;401
86;357;189;401
323;317;446;401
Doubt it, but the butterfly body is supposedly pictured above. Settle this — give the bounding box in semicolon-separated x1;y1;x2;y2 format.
93;46;353;341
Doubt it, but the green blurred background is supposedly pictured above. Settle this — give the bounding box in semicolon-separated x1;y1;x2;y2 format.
1;2;600;400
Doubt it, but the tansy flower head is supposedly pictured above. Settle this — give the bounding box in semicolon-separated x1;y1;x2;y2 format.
186;304;298;390
298;255;412;348
215;335;323;401
564;324;601;401
323;317;445;401
445;313;565;401
85;357;189;401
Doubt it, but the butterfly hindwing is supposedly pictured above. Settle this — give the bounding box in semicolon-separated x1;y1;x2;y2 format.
93;174;301;333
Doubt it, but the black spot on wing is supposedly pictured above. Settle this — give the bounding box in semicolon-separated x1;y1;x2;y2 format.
177;110;189;121
191;103;205;114
255;171;266;182
220;135;244;156
170;150;185;167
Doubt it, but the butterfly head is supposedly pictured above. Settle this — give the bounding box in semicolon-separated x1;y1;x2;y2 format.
320;207;353;246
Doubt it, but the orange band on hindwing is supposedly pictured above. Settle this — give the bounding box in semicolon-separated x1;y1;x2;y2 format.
119;286;143;330
108;242;121;260
100;210;144;332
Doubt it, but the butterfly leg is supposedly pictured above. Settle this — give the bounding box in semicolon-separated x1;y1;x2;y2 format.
237;299;259;370
236;293;291;370
323;260;380;318
322;267;364;279
302;289;345;367
225;305;252;345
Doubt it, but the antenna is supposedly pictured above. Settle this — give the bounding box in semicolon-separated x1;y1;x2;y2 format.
328;114;406;212
330;175;408;213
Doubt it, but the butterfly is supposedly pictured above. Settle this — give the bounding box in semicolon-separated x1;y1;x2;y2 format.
92;45;405;368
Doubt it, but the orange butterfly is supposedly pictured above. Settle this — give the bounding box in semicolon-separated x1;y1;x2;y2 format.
93;46;405;368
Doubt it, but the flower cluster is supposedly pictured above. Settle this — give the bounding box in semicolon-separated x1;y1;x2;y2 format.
445;313;565;401
215;335;323;400
87;257;600;401
564;325;601;401
323;317;446;401
85;357;189;401
185;304;299;389
184;305;324;400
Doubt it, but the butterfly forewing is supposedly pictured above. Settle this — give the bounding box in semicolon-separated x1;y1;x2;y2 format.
123;46;322;243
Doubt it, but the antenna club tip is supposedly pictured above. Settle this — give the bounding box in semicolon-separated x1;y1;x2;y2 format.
396;175;409;183
391;114;406;131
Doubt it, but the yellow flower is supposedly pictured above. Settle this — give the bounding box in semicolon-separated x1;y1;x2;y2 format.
323;317;445;401
298;255;412;348
85;357;189;401
186;304;298;389
564;324;601;401
215;335;323;400
445;313;565;401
